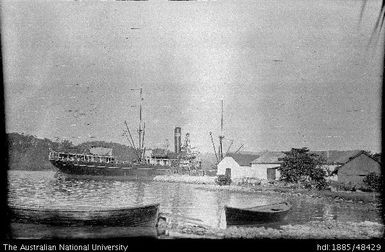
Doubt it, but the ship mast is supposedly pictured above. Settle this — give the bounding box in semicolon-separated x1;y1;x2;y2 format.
138;87;144;161
210;99;244;162
209;100;225;164
218;99;224;161
127;87;145;163
209;132;219;163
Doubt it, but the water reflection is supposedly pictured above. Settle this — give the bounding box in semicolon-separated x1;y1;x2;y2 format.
11;223;157;239
188;188;222;227
8;170;382;230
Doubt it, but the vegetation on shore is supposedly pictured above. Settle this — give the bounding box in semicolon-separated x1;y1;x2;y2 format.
278;147;327;190
7;133;138;171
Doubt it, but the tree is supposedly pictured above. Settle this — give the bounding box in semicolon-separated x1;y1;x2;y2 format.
278;147;327;189
363;172;382;192
58;139;74;152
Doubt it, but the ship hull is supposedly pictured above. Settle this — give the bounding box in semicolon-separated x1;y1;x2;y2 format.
50;160;172;180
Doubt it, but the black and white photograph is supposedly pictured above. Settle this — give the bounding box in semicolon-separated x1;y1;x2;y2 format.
1;0;384;243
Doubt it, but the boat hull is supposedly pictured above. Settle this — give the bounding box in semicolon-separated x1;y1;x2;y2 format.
50;160;171;179
10;203;160;227
225;202;291;225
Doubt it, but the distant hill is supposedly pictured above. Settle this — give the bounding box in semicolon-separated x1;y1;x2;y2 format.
8;133;58;170
7;133;138;171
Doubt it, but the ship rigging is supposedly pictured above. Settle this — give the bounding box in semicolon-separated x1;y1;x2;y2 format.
210;100;244;164
123;87;146;163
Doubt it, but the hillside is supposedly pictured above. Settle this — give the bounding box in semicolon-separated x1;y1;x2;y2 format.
7;133;138;171
8;133;58;170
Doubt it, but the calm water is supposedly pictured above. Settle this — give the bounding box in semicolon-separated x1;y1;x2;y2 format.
8;171;382;233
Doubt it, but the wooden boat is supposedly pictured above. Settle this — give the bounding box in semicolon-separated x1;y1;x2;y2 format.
225;201;291;225
10;203;160;227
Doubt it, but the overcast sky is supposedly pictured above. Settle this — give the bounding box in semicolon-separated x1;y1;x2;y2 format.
1;0;383;153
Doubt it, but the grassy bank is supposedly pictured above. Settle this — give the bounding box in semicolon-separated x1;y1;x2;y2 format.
268;187;381;204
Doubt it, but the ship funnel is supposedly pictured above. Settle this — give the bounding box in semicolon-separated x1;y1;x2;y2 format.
174;127;181;154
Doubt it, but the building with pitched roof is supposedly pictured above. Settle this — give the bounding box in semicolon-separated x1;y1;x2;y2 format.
216;153;260;179
331;151;381;187
217;149;381;184
311;150;368;181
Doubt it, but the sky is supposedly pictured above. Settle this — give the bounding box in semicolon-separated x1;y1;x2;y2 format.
1;0;383;154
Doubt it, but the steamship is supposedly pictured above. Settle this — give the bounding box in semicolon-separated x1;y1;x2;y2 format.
49;88;200;179
49;127;201;179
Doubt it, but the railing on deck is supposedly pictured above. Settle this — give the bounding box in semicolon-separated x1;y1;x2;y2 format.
48;149;117;164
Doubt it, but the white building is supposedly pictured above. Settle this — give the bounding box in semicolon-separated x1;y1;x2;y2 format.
250;151;285;181
216;153;260;179
217;150;367;182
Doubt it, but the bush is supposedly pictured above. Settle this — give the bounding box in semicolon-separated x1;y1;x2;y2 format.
215;175;231;186
278;147;327;190
363;172;382;192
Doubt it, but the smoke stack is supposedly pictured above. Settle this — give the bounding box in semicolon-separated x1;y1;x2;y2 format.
174;127;181;154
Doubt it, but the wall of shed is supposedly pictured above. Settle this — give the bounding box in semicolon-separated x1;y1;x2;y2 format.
250;163;281;180
217;157;240;176
218;159;281;180
338;154;381;186
225;165;274;179
218;163;255;179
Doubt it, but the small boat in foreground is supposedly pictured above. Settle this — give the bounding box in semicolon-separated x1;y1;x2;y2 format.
225;201;291;225
10;203;160;227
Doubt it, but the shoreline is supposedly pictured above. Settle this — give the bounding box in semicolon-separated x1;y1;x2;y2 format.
153;174;217;185
153;174;382;204
159;220;384;239
154;174;383;239
157;214;384;239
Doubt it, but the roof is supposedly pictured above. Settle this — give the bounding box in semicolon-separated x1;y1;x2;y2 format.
226;153;260;166
251;151;286;164
310;150;364;165
90;147;113;156
248;150;367;165
331;151;380;174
